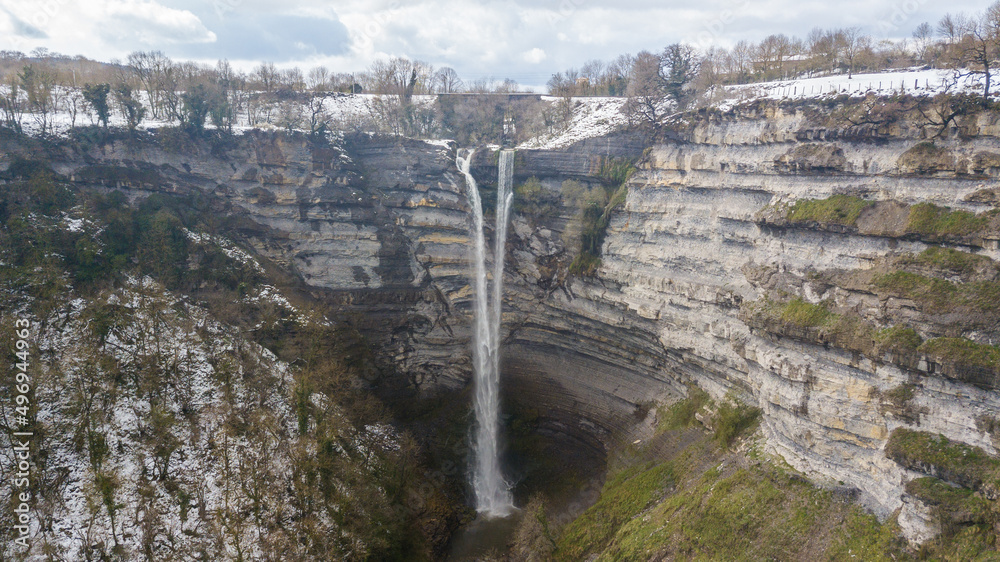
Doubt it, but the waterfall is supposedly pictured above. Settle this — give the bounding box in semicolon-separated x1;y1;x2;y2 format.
456;148;516;517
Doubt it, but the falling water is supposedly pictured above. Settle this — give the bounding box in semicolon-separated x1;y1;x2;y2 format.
456;148;516;517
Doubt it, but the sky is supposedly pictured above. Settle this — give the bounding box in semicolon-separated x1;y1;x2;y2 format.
0;0;991;90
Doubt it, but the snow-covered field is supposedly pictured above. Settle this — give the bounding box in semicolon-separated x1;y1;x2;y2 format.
722;67;985;105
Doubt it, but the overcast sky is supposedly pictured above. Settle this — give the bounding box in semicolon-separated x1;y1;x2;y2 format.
0;0;990;90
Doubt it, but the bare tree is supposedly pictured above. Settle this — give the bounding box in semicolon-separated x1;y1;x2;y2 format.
252;62;279;93
937;13;963;43
726;40;754;83
939;2;1000;99
307;66;330;92
126;51;174;120
434;67;462;93
913;22;934;64
580;59;606;95
605;53;634;95
366;57;434;96
623;50;666;129
807;28;843;74
306;93;330;136
756;34;794;80
840;27;869;78
281;67;306;92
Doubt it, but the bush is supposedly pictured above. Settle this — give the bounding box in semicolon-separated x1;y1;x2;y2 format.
714;397;761;446
513;176;557;221
658;386;710;432
597;157;637;188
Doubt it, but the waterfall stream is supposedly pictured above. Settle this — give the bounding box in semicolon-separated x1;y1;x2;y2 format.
456;148;516;517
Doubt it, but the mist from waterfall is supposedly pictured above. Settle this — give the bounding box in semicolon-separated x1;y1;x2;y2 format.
456;148;516;517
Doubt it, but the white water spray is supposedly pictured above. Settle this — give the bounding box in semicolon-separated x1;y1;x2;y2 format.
456;148;516;517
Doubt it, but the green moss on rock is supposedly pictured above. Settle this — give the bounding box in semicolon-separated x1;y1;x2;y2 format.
885;429;1000;494
905;202;989;238
786;194;874;227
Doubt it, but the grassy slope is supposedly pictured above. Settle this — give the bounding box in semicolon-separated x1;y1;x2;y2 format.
549;394;1000;561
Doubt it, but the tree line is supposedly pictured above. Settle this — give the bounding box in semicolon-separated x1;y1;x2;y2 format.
549;2;1000;105
0;49;531;140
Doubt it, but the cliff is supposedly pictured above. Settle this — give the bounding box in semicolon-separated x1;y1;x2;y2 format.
503;101;1000;543
8;100;1000;546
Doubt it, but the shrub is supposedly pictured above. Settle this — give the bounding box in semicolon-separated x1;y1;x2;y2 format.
714;396;761;446
657;386;710;432
568;252;601;276
513;176;557;221
597;157;637;188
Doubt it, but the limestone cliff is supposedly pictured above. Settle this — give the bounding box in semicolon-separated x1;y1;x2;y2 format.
503;101;1000;542
10;103;1000;544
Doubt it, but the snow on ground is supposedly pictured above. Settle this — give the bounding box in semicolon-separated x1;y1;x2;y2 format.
423;138;456;149
8;275;294;559
183;228;265;274
518;96;628;150
2;263;391;558
716;68;985;110
519;69;989;149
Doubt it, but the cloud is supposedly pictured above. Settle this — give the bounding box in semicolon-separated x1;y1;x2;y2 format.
522;48;546;64
99;0;215;47
174;13;350;62
0;7;47;39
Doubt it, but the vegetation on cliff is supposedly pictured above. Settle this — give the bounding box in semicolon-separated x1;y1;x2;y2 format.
786;194;874;227
564;156;637;277
0;161;460;559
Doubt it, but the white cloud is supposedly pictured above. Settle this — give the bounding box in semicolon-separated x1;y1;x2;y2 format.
101;0;216;46
522;48;546;64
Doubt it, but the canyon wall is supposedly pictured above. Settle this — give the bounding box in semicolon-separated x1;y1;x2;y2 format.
505;103;1000;539
10;104;1000;540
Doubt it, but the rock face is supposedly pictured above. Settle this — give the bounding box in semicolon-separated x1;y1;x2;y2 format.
502;104;1000;539
1;131;477;391
10;104;1000;543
